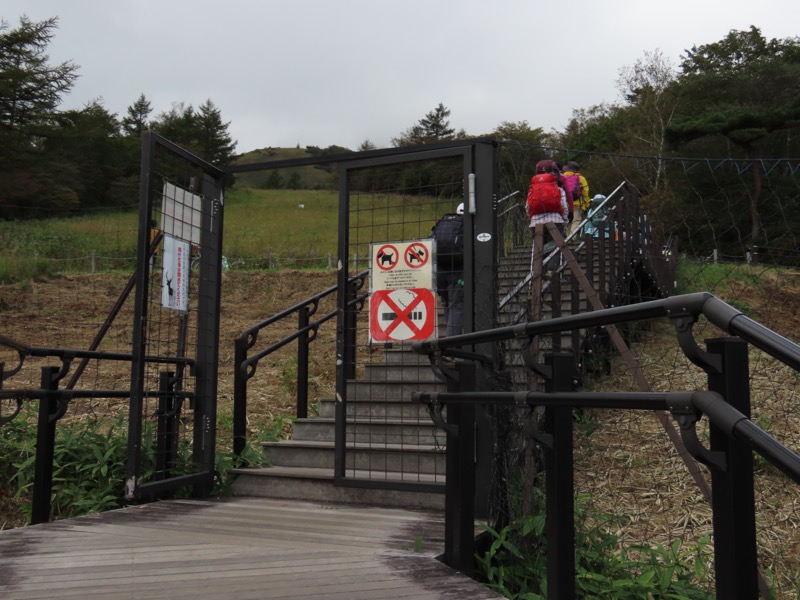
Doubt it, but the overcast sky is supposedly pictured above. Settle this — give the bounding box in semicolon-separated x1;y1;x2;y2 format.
3;1;798;155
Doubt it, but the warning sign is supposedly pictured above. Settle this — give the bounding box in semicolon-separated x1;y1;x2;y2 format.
370;288;436;342
370;238;437;343
404;242;429;269
372;239;433;291
375;244;399;271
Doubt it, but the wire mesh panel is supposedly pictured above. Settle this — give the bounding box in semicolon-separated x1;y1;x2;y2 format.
333;145;477;492
125;132;224;499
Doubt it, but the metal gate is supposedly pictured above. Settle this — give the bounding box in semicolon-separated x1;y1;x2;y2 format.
124;131;225;499
333;140;498;495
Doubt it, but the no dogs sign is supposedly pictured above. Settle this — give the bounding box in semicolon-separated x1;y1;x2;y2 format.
369;239;436;343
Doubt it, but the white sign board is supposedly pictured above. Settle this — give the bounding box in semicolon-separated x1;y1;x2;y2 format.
161;235;190;312
369;239;436;343
161;182;203;245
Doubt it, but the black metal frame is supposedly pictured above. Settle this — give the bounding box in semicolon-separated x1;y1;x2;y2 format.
332;140;499;495
125;131;225;500
412;292;800;598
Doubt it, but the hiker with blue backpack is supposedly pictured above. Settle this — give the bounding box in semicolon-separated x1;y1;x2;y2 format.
432;203;465;336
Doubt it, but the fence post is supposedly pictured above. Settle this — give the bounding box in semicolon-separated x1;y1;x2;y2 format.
443;361;477;575
706;337;759;599
155;371;177;482
343;277;358;380
297;305;310;419
233;338;248;456
31;366;60;525
544;353;576;599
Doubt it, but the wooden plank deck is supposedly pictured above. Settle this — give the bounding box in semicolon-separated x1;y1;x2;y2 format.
0;496;503;599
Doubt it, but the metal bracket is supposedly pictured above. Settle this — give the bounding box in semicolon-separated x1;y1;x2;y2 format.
427;397;458;436
669;397;727;472
521;338;552;380
515;392;552;449
0;397;23;426
670;315;723;374
429;351;459;384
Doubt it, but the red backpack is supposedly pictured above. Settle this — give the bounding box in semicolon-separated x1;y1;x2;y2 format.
526;173;562;217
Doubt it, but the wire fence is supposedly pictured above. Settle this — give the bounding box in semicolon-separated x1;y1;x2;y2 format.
2;145;800;595
490;144;800;598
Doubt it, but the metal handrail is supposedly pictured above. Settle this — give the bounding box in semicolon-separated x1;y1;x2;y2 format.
412;293;800;598
415;291;800;372
232;269;369;455
498;181;626;311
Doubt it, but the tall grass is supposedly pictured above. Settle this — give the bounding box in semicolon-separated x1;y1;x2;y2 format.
0;187;452;280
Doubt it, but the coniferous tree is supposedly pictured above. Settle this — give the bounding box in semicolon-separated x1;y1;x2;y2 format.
392;102;462;146
0;16;79;217
667;26;800;243
196;98;237;166
121;93;152;137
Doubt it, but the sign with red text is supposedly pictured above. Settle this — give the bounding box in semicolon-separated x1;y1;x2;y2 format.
370;239;436;342
161;235;190;312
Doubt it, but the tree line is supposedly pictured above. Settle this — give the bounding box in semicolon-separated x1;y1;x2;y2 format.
0;16;237;219
2;16;800;258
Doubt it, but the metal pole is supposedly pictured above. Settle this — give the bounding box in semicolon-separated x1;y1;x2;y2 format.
545;353;576;599
31;366;60;525
297;306;310;419
233;338;248;456
706;338;760;599
444;361;477;575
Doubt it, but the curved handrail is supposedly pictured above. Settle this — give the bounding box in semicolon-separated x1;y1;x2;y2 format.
235;269;367;350
415;291;800;373
232;269;369;455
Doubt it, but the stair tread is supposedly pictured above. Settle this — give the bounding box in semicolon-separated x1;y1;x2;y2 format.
295;417;440;426
261;439;443;451
229;465;444;484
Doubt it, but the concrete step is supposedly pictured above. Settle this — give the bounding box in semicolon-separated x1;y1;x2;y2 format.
346;379;446;401
362;362;441;383
230;466;445;510
260;439;446;474
318;397;436;420
292;417;445;445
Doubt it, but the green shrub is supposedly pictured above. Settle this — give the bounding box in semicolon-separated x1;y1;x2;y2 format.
476;492;714;599
0;406;266;524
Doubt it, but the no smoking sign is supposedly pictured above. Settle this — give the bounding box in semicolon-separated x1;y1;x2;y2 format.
369;288;436;342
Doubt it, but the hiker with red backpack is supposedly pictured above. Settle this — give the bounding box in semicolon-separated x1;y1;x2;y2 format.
526;159;569;246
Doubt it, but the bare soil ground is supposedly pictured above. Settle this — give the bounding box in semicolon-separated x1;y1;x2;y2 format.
0;270;339;529
2;269;800;595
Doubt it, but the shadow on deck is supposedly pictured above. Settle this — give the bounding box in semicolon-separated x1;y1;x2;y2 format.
0;496;503;599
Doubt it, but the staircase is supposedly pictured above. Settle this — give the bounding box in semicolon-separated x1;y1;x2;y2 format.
231;240;608;509
230;346;449;510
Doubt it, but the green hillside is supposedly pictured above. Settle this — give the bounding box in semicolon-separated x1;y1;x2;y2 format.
233;146;351;190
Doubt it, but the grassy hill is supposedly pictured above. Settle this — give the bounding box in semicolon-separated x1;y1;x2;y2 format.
233;146;351;190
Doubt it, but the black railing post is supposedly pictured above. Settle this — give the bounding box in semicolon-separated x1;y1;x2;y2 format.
31;366;60;525
706;337;759;599
297;305;310;419
344;277;357;380
233;338;248;456
444;361;477;575
545;353;576;599
155;371;177;482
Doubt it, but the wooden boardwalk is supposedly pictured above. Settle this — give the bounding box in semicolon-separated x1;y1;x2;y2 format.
0;496;503;599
